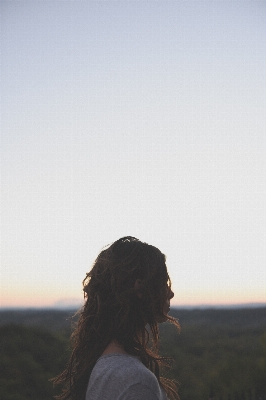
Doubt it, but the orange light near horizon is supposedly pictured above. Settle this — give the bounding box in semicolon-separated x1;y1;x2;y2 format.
1;284;265;309
170;286;266;307
0;285;83;308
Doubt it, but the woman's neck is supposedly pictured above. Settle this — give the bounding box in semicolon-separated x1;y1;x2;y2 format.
101;340;128;356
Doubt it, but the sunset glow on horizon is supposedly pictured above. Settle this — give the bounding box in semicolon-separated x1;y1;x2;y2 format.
1;276;266;309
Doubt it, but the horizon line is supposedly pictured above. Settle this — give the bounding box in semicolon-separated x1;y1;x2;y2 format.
1;301;266;311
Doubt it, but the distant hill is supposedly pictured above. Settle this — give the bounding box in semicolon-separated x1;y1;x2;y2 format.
1;306;266;333
169;306;266;330
0;308;76;334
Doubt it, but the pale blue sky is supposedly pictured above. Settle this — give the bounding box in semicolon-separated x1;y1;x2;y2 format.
1;1;266;307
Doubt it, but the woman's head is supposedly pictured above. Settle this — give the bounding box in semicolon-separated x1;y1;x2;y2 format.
83;236;173;333
52;237;180;400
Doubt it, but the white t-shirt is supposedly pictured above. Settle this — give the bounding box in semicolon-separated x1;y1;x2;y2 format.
86;353;168;400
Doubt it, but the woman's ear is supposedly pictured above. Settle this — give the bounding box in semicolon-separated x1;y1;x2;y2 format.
134;279;144;299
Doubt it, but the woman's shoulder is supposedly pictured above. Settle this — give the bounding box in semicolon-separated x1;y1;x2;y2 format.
92;353;153;381
86;354;165;400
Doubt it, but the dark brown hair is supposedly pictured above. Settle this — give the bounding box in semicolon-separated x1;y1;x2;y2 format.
52;236;180;399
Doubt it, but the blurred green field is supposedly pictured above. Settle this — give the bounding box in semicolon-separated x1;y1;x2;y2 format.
0;307;265;400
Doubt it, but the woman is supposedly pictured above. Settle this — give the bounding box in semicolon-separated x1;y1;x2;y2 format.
53;236;180;399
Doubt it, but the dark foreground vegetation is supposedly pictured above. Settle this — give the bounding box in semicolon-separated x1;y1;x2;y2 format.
0;307;266;400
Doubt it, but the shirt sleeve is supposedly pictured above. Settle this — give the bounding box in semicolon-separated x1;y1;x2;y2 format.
119;382;161;400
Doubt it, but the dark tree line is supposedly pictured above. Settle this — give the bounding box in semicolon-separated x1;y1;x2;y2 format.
0;307;266;400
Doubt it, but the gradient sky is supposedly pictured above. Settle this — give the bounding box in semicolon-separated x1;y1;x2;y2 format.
1;0;266;308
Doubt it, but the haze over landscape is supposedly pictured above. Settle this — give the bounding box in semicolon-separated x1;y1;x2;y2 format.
1;1;266;308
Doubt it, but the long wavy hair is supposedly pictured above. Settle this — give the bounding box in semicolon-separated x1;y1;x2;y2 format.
52;236;180;399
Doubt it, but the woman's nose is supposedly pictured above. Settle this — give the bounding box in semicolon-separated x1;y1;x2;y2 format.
169;289;174;300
